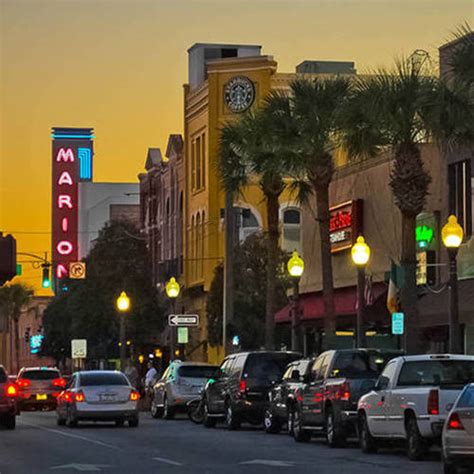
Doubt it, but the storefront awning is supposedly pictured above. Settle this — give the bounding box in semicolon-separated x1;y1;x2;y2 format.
275;282;387;324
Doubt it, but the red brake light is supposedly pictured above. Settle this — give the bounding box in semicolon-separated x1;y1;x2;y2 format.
239;380;247;393
17;379;30;389
63;391;73;403
447;412;464;430
5;383;18;398
130;390;140;401
427;389;439;415
340;382;351;401
52;378;66;388
75;391;85;403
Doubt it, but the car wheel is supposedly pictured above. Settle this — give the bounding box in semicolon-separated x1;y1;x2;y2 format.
151;399;163;419
163;396;175;420
3;414;16;430
57;416;66;426
128;417;139;428
203;400;216;428
326;407;346;448
263;409;281;434
287;408;295;436
406;416;427;461
225;402;240;431
115;419;125;427
293;408;311;442
359;412;378;454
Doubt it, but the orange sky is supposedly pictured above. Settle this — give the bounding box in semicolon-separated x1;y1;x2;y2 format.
0;0;472;294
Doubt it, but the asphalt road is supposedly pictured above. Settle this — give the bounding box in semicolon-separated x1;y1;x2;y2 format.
0;411;441;474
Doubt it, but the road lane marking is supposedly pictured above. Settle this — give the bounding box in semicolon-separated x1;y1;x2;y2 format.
153;457;184;466
18;419;119;450
240;460;296;467
51;464;110;472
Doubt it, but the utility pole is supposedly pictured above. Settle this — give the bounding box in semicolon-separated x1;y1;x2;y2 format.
223;192;235;355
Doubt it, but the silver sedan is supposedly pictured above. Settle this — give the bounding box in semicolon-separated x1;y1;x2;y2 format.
56;370;140;427
442;383;474;474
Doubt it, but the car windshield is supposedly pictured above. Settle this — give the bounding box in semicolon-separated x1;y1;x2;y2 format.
0;368;6;383
178;366;218;379
244;353;301;384
398;360;474;387
331;351;397;379
457;387;474;408
80;373;129;386
20;370;60;381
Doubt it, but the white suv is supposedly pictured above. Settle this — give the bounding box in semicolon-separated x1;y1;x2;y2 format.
358;354;474;460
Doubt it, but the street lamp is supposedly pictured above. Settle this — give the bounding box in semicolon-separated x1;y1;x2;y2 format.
116;291;130;370
441;215;463;354
351;236;370;348
166;277;180;360
287;251;304;353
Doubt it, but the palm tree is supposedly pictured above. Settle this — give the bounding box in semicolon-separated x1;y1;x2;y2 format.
341;57;473;353
0;284;32;372
219;105;292;349
278;77;351;347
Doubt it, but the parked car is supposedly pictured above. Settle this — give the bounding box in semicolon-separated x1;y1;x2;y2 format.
358;354;474;461
0;365;18;430
151;361;219;419
442;383;474;474
202;351;302;430
264;358;313;434
56;370;140;427
292;349;401;447
17;367;66;411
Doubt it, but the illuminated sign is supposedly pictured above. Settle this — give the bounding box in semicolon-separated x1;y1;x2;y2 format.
416;225;434;249
52;128;93;288
30;334;44;354
329;200;363;253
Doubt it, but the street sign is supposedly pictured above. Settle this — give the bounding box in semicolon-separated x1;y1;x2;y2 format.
71;339;87;358
177;327;189;344
392;312;404;335
69;262;86;279
168;314;199;327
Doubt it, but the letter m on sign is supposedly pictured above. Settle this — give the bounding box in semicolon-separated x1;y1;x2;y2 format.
56;148;74;162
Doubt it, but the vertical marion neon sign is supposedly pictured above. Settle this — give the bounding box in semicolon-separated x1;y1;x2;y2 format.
51;128;93;289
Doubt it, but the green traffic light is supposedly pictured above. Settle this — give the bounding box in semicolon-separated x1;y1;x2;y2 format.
42;279;51;288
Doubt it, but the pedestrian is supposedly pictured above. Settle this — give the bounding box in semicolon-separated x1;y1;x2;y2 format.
145;361;158;390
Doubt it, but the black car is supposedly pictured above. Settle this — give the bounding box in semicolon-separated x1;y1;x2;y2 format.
202;351;301;430
264;358;313;434
0;365;18;430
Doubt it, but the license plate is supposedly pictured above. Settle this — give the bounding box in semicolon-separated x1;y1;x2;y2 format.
36;394;47;401
99;393;116;402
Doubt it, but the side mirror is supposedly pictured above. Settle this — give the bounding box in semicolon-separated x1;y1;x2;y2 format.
290;369;301;382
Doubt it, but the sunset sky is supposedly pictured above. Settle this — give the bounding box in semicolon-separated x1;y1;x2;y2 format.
0;0;472;293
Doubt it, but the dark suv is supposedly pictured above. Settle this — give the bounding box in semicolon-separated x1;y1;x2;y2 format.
264;358;313;434
292;349;401;447
202;351;301;430
0;365;18;429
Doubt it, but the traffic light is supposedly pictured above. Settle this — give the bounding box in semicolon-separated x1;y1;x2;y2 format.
41;264;51;288
0;233;16;285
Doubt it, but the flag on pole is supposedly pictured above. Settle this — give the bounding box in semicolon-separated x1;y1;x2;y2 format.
387;261;399;314
355;275;373;310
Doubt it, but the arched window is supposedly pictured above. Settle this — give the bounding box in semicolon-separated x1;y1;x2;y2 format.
201;211;205;278
190;215;195;281
235;207;260;242
282;208;301;253
196;213;201;279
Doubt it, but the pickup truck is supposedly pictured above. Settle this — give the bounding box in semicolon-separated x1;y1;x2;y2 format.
358;354;474;461
0;365;18;429
292;349;401;447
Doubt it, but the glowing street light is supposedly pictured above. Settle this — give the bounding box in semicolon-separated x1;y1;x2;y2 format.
287;251;304;353
351;236;371;348
116;291;130;312
287;251;304;278
116;291;130;370
442;215;464;353
165;277;180;299
166;277;180;360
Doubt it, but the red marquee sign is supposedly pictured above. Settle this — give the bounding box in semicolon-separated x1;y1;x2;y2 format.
329;199;363;253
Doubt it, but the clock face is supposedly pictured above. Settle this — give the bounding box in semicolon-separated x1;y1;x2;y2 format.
224;76;255;113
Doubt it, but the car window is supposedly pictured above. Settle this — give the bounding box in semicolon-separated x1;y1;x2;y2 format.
230;355;246;377
243;353;300;384
20;369;60;381
0;367;6;383
283;363;296;381
457;386;474;408
311;356;324;380
398;360;474;387
319;355;330;379
161;367;170;380
298;360;310;375
220;358;234;377
379;361;397;386
178;366;218;379
330;352;395;379
79;372;129;386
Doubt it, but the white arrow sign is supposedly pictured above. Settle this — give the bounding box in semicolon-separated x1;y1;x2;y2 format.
51;464;110;472
168;314;199;327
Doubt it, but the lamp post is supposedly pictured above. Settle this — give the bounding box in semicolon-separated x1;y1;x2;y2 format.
287;251;304;353
116;291;130;370
166;277;180;360
441;215;463;354
351;236;370;348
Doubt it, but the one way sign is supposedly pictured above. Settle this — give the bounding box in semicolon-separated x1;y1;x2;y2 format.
168;314;199;327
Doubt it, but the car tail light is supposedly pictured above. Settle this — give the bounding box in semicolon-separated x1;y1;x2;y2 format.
239;380;247;394
447;412;464;430
52;378;66;388
427;389;439;415
339;382;351;401
75;391;85;403
17;379;30;389
63;391;73;403
5;383;18;398
130;390;140;401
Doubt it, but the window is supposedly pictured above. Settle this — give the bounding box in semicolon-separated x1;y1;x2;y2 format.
311;356;324;380
236;207;260;242
282;208;301;253
448;160;472;238
458;386;474;408
190;215;195;281
201;211;205;278
378;361;397;388
196;213;201;279
191;140;196;190
243;353;300;384
201;133;206;189
220;358;234;377
196;137;201;190
178;365;218;379
79;372;129;386
20;369;60;381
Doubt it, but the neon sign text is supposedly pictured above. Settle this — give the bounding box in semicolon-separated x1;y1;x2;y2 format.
58;171;73;185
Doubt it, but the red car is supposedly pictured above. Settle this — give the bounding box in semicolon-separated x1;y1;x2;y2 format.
0;365;18;429
17;367;66;411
